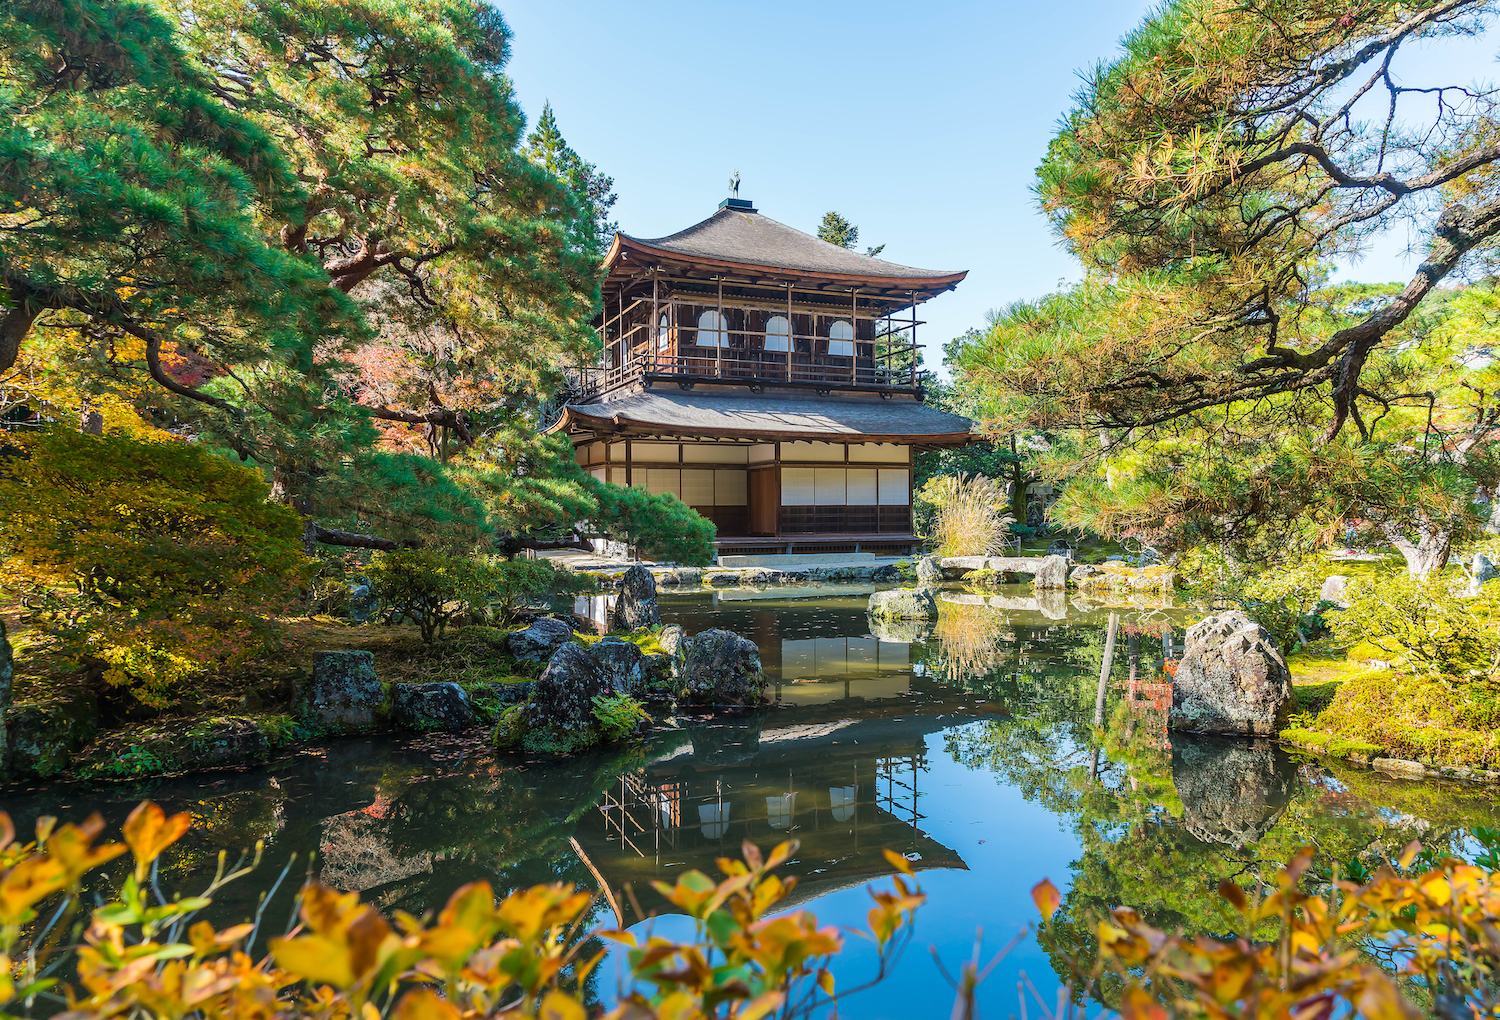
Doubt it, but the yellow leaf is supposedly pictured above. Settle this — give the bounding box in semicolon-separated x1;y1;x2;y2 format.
739;990;786;1020
1356;972;1423;1020
394;987;461;1020
269;934;355;988
540;990;586;1020
123;802;192;877
817;968;834;995
1032;878;1062;920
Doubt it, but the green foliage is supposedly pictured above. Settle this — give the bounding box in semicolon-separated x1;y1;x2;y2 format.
915;472;1013;557
1332;571;1500;683
590;692;646;742
365;549;501;644
817;210;882;257
1216;559;1332;656
0;429;307;707
523;101;618;254
586;480;717;565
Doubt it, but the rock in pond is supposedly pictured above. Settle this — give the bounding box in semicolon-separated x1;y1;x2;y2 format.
916;556;943;585
6;684;98;779
523;643;614;738
79;716;270;778
506;617;575;661
392;682;475;732
1169;611;1294;737
611;565;661;631
1031;554;1069;591
591;636;673;696
677;629;764;708
303;650;382;730
867;588;938;620
871;563;903;583
658;624;686;658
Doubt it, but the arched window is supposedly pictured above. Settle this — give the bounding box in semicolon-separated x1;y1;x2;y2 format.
828;319;854;357
697;309;727;348
657;312;670;350
764;315;790;352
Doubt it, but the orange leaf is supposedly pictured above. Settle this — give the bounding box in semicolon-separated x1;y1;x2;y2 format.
123;802;192;876
394;988;461;1020
1032;878;1062;920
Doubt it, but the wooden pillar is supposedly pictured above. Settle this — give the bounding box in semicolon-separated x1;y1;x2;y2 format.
910;290;917;386
850;288;858;386
785;283;793;382
650;271;659;371
715;277;724;377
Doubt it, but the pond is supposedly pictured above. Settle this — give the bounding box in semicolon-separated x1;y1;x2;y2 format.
5;585;1500;1018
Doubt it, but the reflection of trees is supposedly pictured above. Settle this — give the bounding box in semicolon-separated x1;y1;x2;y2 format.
926;602;1014;685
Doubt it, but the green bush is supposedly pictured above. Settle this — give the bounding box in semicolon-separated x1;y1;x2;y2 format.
586;480;716;565
592;692;647;741
1219;559;1332;655
366;549;501;643
1332;570;1500;682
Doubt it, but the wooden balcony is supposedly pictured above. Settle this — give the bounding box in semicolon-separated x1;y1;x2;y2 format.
577;351;926;401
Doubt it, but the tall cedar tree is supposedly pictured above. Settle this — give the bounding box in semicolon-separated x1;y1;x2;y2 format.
523;102;619;255
957;0;1500;572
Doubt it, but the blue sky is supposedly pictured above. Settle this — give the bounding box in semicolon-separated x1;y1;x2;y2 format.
499;1;1500;374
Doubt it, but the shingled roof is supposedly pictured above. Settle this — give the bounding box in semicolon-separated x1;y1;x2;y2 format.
547;390;976;446
607;207;967;294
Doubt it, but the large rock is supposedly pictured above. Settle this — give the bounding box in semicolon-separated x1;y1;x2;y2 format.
78;716;270;778
677;629;764;708
658;624;686;658
657;567;703;588
590;636;660;696
915;556;944;584
1470;554;1499;596
524;643;614;736
303;650;381;730
392;682;475;732
611;566;661;631
506;617;574;661
6;686;99;779
1319;574;1351;608
1031;555;1069;591
1170;611;1294;737
347;578;380;623
867;588;938;620
1172;737;1295;848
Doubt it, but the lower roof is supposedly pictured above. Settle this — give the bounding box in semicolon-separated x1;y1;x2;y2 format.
547;390;977;446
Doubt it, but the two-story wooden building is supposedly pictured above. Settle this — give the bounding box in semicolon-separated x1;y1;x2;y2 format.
547;196;975;558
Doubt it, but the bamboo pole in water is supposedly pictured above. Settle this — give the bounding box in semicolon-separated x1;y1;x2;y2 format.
1090;612;1120;782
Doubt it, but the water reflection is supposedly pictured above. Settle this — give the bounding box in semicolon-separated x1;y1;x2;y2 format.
5;588;1500;1020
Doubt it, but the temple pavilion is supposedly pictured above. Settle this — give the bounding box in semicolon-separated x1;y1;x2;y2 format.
547;195;975;557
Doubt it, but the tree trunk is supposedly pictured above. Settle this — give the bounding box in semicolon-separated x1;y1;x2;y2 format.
1381;519;1452;576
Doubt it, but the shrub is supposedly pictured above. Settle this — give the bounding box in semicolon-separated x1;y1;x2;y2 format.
0;428;308;708
916;473;1013;557
366;548;503;643
1218;559;1332;655
489;558;561;622
1331;570;1500;682
586;480;716;565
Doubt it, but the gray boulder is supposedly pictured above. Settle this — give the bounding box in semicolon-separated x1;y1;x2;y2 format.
1470;554;1499;596
868;588;938;620
1170;611;1294;737
1031;555;1070;591
611;566;661;631
1319;574;1351;608
677;629;765;708
506;617;574;661
6;685;98;779
658;624;686;658
915;556;944;584
1068;564;1101;586
1136;547;1162;567
1173;737;1295;848
304;650;381;729
1046;539;1074;560
347;578;380;623
871;564;902;583
392;682;475;731
658;567;704;588
525;643;614;736
590;636;663;696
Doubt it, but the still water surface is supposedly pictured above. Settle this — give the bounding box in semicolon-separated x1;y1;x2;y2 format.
6;587;1500;1018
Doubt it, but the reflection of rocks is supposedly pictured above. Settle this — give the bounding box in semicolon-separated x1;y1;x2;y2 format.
868;617;934;643
687;712;764;766
1173;736;1295;848
1033;590;1069;619
1170;611;1293;736
868;588;938;620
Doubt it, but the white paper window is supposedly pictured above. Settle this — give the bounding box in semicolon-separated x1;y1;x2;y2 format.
877;469;909;506
749;443;776;463
632;441;678;463
764;315;790;352
589;467;605;482
697;309;727;347
683;444;748;464
657;312;669;350
715;469;748;505
846;468;878;505
848;443;907;463
781;467;815;505
815;467;846;505
681;469;715;505
828;319;854;357
608;466;628;486
645;468;681;498
782;441;844;462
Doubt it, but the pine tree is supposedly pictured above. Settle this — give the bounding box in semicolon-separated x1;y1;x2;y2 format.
524;102;620;255
817;211;883;256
